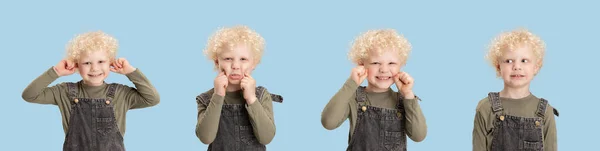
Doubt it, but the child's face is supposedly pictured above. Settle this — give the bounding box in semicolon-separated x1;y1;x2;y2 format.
364;49;401;92
216;44;256;85
77;51;111;86
497;45;539;88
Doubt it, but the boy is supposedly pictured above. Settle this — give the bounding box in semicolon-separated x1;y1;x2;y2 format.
22;31;160;151
472;28;558;151
195;25;283;151
321;29;427;151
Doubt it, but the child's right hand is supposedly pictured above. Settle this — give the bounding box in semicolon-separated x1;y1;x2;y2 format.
53;59;76;77
351;65;368;85
214;70;228;97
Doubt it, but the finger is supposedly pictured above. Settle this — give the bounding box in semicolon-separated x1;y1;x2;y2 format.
121;59;129;68
360;69;368;79
218;70;226;76
400;72;411;84
393;73;401;82
118;59;124;68
110;67;118;73
65;60;74;69
244;73;253;80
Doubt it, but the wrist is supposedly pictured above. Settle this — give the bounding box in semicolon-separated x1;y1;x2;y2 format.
246;96;257;104
402;91;414;99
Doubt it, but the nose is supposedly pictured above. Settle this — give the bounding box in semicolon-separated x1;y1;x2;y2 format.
512;62;522;71
379;64;390;73
91;63;99;71
231;60;241;70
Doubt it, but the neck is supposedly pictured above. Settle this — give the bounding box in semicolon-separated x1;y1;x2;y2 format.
83;81;104;87
366;85;388;93
226;84;242;92
500;84;531;99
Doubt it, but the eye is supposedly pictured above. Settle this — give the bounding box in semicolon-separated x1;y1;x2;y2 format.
503;59;513;63
82;62;91;65
389;62;397;65
370;62;380;65
99;60;106;64
223;57;233;61
241;58;248;61
521;59;529;63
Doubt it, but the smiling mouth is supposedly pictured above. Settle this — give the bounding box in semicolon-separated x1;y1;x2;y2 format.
88;73;104;77
376;76;391;80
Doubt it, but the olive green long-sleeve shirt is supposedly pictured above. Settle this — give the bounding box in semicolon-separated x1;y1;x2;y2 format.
321;78;427;142
196;88;276;145
21;67;161;136
472;94;557;151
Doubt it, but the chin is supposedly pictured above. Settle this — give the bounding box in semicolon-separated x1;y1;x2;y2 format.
228;80;241;85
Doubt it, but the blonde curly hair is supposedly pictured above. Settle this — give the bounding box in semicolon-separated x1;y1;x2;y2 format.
348;29;412;66
486;28;545;76
203;25;265;70
65;31;118;63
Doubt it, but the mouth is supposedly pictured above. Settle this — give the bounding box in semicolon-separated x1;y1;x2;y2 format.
375;76;392;80
510;74;525;78
88;73;104;77
229;74;243;80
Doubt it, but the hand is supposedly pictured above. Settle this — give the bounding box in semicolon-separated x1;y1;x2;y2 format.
240;72;257;104
53;59;77;77
214;70;228;97
351;65;368;85
110;58;136;75
394;71;415;99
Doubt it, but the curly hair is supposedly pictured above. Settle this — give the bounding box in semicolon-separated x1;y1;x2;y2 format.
65;31;118;63
203;25;265;70
486;28;545;76
348;29;412;66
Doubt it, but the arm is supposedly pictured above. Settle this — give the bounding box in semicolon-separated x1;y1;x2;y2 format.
123;69;160;109
195;92;225;144
246;90;276;145
403;96;427;142
321;78;358;130
472;109;488;151
21;67;64;105
543;106;557;151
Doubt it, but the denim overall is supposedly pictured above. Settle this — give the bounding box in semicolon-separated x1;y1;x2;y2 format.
347;86;407;151
197;86;283;151
488;92;557;151
63;82;125;151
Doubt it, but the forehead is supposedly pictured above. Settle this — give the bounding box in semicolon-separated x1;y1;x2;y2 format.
219;44;253;57
499;44;535;58
365;48;400;61
79;50;110;60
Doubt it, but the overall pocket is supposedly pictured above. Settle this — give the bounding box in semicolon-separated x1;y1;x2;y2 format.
383;131;404;151
96;117;117;136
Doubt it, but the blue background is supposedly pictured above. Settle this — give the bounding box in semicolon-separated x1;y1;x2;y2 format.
1;0;597;150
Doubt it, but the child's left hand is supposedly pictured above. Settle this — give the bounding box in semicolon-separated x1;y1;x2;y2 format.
240;72;257;104
394;72;415;99
110;58;137;75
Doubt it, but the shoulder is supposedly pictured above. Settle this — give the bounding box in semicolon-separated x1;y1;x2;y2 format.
257;86;283;103
196;89;215;105
475;96;492;114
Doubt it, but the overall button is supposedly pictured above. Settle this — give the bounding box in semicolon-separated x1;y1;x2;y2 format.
535;121;540;126
499;115;505;121
74;98;79;103
106;100;111;105
361;106;367;112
